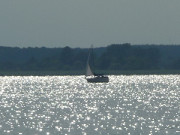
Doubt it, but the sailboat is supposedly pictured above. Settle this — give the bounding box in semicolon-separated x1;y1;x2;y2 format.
85;46;109;83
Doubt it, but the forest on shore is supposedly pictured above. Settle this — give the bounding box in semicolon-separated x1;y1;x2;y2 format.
1;44;180;75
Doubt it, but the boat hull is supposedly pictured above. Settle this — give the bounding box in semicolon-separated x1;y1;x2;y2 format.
86;76;109;83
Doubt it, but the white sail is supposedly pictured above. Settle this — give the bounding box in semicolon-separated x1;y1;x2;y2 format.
86;46;94;76
86;63;94;76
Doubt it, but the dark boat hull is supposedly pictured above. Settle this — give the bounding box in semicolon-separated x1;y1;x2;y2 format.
86;76;109;83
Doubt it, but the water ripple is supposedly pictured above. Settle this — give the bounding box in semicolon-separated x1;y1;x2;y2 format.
0;75;179;134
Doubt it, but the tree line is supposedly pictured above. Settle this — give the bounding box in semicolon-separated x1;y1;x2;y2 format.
1;44;180;72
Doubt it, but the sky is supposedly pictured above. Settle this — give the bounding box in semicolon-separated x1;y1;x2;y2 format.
0;0;180;48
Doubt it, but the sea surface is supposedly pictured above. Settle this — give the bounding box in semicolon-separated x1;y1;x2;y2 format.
0;75;179;135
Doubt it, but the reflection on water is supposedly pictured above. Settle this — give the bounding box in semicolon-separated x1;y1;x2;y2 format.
0;75;179;135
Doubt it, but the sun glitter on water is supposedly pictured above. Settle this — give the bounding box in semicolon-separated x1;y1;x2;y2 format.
0;75;179;134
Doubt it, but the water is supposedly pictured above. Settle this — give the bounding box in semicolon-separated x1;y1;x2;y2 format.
0;75;179;135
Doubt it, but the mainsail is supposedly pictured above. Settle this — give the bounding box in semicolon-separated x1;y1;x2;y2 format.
86;63;94;76
86;46;94;76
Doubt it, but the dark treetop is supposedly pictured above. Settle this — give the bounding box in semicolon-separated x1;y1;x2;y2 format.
1;44;180;75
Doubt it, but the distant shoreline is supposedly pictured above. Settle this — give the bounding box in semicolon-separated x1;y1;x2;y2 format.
0;70;180;76
1;44;180;72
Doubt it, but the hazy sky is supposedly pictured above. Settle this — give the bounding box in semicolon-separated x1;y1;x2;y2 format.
1;0;180;48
